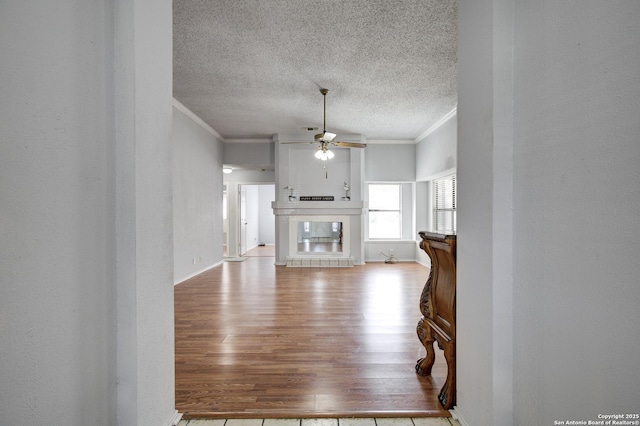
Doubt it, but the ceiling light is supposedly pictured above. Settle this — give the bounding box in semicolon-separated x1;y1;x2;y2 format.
314;147;334;161
222;167;233;174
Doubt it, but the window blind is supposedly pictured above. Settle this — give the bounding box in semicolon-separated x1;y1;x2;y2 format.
433;174;456;233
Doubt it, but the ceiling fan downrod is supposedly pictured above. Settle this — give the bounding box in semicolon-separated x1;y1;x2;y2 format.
321;88;328;136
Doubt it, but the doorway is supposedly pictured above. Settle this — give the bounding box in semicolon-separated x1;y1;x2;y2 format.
233;183;275;257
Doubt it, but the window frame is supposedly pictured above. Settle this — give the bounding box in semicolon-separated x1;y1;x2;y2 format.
367;183;403;240
433;174;456;233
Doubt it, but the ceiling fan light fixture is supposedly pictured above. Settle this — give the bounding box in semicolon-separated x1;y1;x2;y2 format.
314;147;334;161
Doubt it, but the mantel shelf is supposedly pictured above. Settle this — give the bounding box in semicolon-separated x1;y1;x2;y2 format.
272;200;365;216
272;200;364;208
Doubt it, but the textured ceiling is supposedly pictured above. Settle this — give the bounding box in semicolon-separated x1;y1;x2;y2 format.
173;0;457;142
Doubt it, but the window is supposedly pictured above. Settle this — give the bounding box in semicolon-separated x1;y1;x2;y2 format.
433;174;456;232
368;184;401;239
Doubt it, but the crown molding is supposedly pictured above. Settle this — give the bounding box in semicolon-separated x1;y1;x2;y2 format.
366;139;416;145
414;107;457;143
172;98;225;141
224;138;273;144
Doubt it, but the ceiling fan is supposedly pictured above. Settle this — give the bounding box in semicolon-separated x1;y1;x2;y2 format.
284;88;366;161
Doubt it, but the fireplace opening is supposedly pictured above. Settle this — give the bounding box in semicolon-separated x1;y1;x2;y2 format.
297;221;343;254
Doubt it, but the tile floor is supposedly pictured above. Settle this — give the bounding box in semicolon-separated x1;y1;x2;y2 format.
179;418;460;426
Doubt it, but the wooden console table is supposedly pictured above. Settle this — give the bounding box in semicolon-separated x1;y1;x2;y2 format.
415;231;456;409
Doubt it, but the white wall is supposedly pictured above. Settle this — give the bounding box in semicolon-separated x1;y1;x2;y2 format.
365;144;417;181
173;104;224;283
114;0;175;424
288;146;352;198
364;240;420;262
511;1;640;424
0;1;176;425
258;185;276;245
456;1;640;425
245;185;260;251
456;2;500;424
224;142;274;169
414;113;458;266
0;3;116;424
416;113;457;181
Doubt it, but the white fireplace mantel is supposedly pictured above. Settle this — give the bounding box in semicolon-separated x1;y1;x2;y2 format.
271;201;366;266
271;200;365;216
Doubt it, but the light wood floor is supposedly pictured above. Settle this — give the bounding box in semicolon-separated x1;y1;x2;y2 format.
175;253;449;419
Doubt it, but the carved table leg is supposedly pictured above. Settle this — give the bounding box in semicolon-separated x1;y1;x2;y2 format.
436;336;456;409
415;317;436;376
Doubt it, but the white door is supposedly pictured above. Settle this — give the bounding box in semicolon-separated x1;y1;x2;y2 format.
239;185;247;256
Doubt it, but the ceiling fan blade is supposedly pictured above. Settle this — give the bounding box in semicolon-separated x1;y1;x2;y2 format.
334;141;367;148
321;132;336;142
281;141;315;144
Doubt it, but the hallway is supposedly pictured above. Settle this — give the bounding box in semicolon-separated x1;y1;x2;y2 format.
174;258;448;419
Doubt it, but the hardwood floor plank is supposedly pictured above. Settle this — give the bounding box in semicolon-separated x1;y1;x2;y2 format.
175;257;449;419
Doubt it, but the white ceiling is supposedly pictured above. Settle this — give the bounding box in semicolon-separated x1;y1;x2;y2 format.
173;0;457;143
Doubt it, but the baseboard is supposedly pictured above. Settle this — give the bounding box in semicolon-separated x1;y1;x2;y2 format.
166;410;183;426
174;261;223;285
415;258;430;268
450;408;470;426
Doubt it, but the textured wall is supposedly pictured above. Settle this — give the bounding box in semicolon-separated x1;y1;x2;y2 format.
258;185;276;245
113;0;176;423
0;1;176;425
173;106;224;283
416;113;457;181
512;1;640;424
365;144;417;182
456;1;640;425
0;2;116;424
456;0;498;424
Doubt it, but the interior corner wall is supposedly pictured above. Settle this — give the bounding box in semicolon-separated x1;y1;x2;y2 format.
456;0;509;424
413;111;457;268
173;106;225;283
416;113;457;181
114;0;176;425
0;2;117;424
